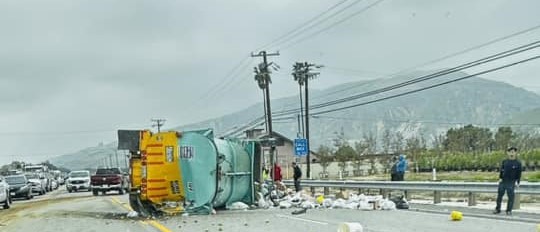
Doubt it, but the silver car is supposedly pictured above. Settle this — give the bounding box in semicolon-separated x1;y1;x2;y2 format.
0;176;11;209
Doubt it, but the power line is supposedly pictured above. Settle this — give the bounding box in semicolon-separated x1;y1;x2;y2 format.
272;40;540;116
220;31;540;137
254;0;352;51
311;55;540;116
303;41;540;111
280;0;385;50
223;43;540;135
396;22;540;74
151;118;166;133
195;55;251;103
297;23;540;106
313;115;540;127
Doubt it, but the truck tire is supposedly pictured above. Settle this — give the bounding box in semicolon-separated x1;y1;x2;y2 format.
118;188;125;195
92;190;98;196
26;190;32;200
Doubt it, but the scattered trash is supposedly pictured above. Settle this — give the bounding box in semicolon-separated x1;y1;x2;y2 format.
450;211;463;221
279;201;292;209
332;199;347;209
389;195;410;209
322;199;333;208
291;208;307;215
228;202;249;210
337;222;363;232
127;211;139;218
358;201;372;211
301;201;316;209
380;199;396;210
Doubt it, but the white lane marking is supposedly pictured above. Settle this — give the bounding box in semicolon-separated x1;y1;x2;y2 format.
276;214;329;225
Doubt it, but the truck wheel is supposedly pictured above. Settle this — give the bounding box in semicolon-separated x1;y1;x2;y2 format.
119;188;125;195
68;188;73;193
27;190;32;199
92;190;99;196
101;191;106;195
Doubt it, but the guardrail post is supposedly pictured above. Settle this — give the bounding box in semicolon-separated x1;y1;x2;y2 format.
404;190;410;200
324;187;329;196
513;194;520;210
468;192;476;206
380;189;388;198
434;191;441;204
310;186;315;196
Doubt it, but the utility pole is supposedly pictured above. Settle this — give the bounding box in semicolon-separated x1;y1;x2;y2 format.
109;153;113;168
151;118;166;133
292;62;322;179
251;50;279;181
115;150;119;168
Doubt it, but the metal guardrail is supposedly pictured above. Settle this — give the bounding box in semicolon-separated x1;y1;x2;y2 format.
282;180;540;195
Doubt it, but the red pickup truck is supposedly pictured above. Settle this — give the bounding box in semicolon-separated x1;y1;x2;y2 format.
90;168;128;196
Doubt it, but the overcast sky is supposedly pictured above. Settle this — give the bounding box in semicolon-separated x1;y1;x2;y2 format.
1;0;539;165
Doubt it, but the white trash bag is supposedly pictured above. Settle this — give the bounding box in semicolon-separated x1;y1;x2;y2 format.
228;202;249;210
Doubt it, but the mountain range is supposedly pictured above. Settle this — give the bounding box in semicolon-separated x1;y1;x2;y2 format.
50;71;540;170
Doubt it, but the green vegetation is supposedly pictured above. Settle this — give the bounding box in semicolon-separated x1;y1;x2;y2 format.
319;125;540;178
353;170;540;182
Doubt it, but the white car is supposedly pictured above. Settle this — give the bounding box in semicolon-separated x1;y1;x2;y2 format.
66;171;91;192
0;176;11;209
24;173;47;195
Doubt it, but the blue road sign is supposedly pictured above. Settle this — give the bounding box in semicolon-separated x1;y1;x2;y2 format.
294;138;308;157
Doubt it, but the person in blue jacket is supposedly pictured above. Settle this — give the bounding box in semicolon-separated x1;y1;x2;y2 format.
493;147;522;215
396;154;408;181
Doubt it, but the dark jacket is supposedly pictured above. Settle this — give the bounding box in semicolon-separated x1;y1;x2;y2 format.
499;159;522;184
293;166;302;180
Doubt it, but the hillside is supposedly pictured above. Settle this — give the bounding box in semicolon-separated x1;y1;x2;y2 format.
50;71;540;169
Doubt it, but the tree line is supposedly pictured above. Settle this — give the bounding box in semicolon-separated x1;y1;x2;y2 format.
316;125;540;174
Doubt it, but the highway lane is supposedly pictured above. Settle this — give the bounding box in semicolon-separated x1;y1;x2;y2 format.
0;188;155;232
0;188;538;232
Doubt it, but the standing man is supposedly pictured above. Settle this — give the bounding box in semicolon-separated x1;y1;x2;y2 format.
494;147;522;215
390;156;398;181
293;162;302;192
396;154;408;181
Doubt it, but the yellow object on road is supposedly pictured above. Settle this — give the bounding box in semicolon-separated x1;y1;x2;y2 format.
316;195;325;204
450;211;463;221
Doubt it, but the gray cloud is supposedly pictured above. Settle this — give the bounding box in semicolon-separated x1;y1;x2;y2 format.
1;0;539;165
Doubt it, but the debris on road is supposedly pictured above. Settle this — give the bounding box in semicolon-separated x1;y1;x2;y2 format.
127;211;138;218
338;222;364;232
450;211;463;221
227;202;249;210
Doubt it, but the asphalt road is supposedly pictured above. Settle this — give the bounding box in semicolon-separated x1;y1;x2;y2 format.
0;188;538;232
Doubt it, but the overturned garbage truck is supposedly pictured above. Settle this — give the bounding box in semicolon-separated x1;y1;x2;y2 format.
117;129;264;216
